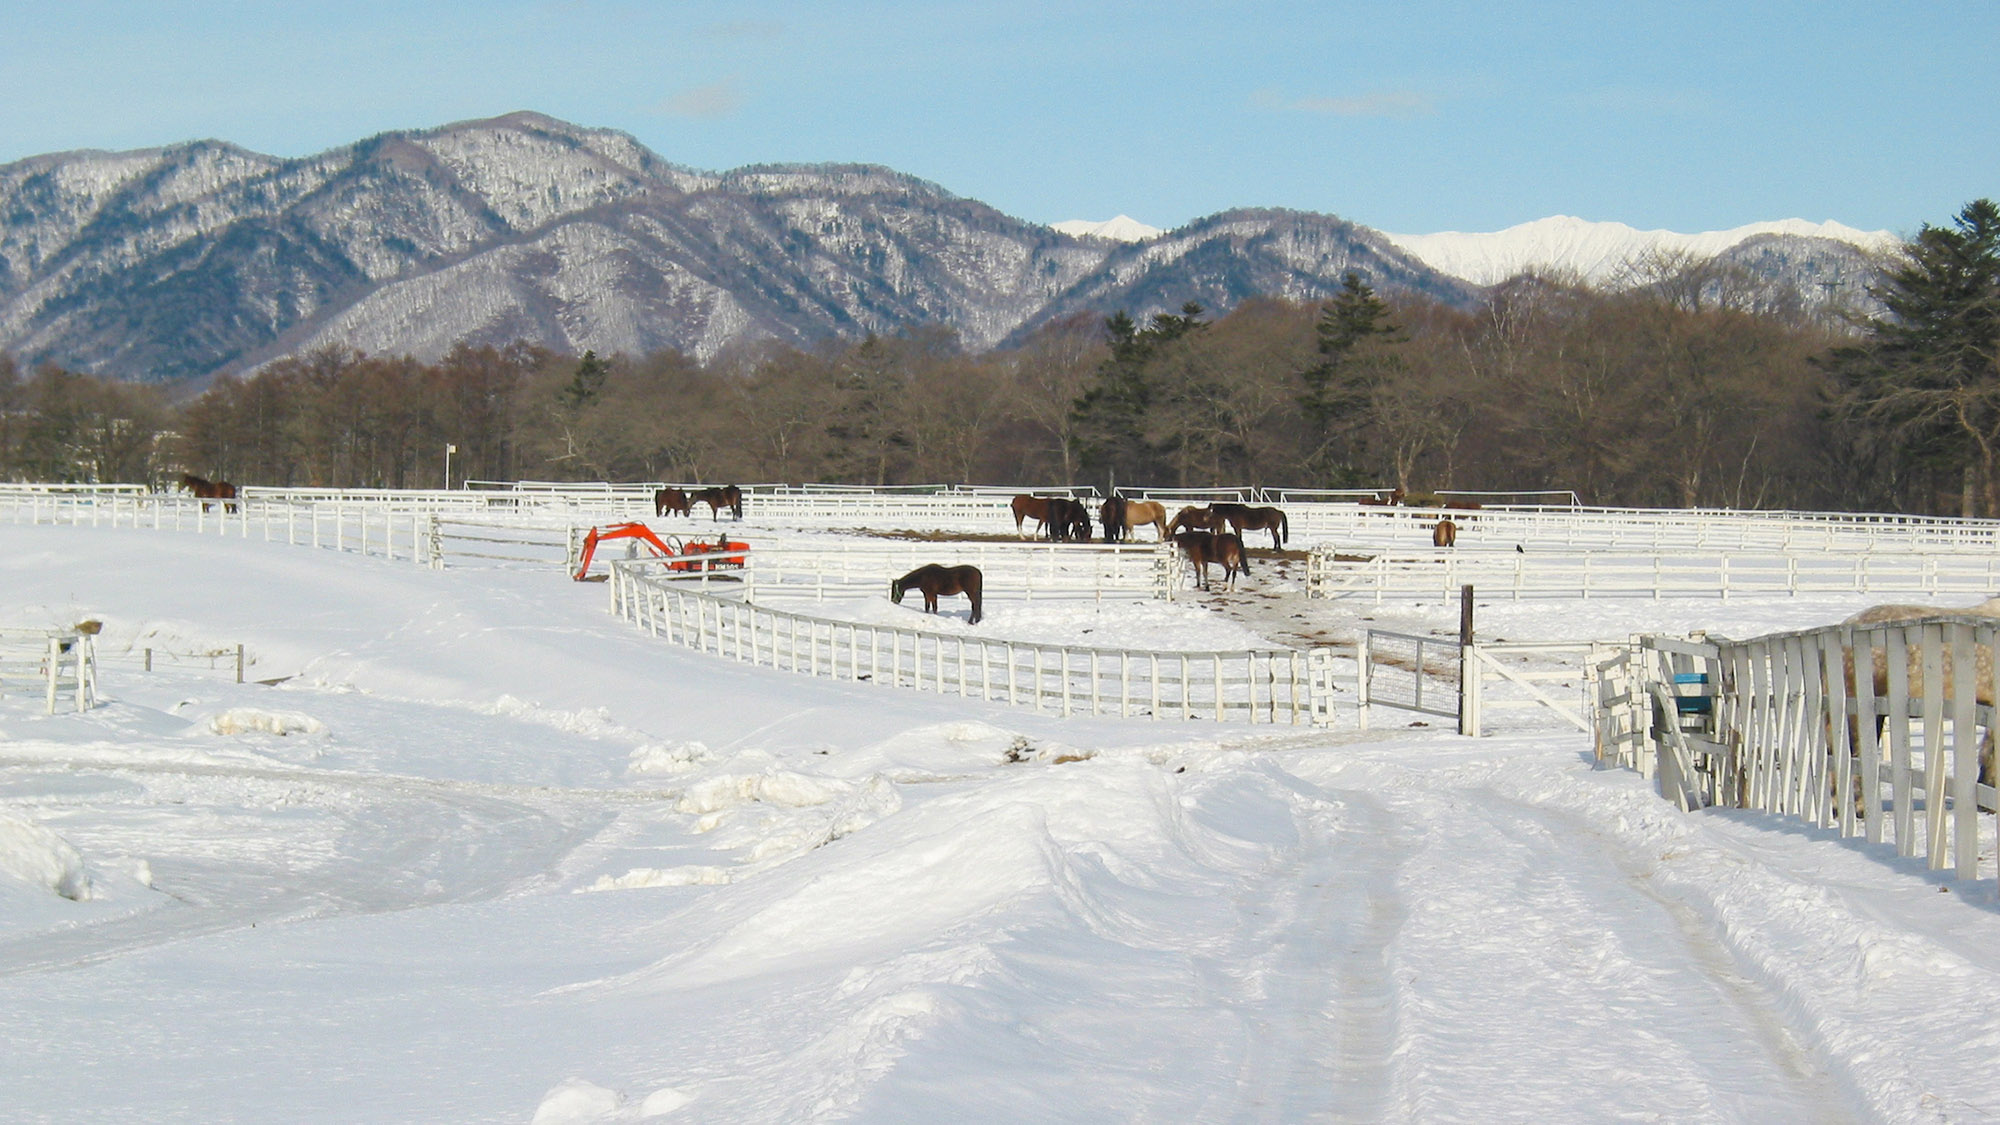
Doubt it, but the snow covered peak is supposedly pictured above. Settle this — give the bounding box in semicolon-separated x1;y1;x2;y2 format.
1052;215;1162;242
1383;215;1900;287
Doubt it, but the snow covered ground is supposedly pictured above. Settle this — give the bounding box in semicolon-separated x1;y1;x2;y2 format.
5;522;2000;1122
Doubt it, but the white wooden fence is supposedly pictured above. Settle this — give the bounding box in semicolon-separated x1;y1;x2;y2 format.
1309;545;2000;603
0;627;97;713
1597;617;2000;886
738;542;1174;603
609;561;1340;725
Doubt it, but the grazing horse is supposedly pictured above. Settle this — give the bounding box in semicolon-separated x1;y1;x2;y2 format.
178;472;238;513
1167;505;1222;536
690;485;743;520
1049;497;1092;542
653;487;690;518
1433;518;1457;548
890;564;984;624
1171;531;1251;591
1211;503;1289;551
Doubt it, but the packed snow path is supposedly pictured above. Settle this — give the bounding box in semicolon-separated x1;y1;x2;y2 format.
3;524;1999;1121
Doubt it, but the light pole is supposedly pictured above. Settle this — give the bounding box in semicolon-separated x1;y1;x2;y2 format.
444;444;457;490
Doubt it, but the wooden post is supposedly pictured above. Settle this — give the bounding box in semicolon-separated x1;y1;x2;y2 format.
1459;584;1475;736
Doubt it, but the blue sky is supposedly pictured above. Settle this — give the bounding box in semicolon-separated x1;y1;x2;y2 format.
2;1;1992;236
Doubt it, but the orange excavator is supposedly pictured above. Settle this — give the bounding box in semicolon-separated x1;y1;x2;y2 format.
572;523;749;581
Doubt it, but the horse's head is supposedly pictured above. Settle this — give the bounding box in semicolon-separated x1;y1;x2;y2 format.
890;579;905;605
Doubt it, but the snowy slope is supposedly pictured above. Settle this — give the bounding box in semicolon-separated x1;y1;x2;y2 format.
1385;215;1900;287
3;523;1999;1121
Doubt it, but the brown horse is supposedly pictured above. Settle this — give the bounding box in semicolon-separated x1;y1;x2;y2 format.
1011;494;1055;539
1211;503;1289;551
891;564;984;624
653;487;690;518
1433;518;1457;548
690;485;743;520
1099;495;1171;542
1014;495;1089;541
178;472;238;513
1167;505;1222;536
1172;531;1251;591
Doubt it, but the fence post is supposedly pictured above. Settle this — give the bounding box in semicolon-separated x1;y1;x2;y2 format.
1458;584;1476;736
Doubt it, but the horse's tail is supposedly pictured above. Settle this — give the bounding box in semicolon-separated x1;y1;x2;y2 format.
1280;511;1289;546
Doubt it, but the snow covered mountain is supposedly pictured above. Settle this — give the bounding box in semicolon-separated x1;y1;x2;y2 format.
0;115;1469;384
1385;215;1898;288
1050;215;1163;242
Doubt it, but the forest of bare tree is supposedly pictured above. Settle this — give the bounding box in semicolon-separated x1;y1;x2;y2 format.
4;209;1996;517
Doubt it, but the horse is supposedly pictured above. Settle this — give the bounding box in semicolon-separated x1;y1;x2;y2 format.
653;487;690;518
1011;494;1057;539
690;485;743;520
1099;495;1127;543
1047;497;1091;542
1121;499;1170;541
1171;530;1250;591
1167;505;1222;536
890;564;983;624
1837;600;2000;801
178;472;239;513
1211;503;1289;551
1433;518;1457;548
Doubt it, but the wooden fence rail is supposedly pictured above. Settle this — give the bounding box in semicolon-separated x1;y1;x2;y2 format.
1598;618;2000;886
609;560;1346;725
1309;545;2000;603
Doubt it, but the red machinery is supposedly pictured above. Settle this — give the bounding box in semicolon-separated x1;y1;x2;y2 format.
572;523;748;581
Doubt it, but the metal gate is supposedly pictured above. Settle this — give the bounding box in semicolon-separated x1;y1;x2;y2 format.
1359;629;1461;725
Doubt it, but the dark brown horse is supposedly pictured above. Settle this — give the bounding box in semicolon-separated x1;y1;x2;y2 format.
653;487;690;518
1049;498;1091;542
1172;531;1251;591
178;472;238;513
1013;495;1089;541
1099;495;1127;543
691;485;743;520
891;564;984;624
1211;503;1289;551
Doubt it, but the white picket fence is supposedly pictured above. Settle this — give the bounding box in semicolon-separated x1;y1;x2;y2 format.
608;561;1344;725
1596;617;2000;886
1308;545;2000;603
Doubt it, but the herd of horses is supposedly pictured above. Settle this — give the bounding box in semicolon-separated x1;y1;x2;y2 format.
654;485;743;520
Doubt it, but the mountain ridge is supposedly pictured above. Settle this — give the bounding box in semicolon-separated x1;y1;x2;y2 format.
0;113;1892;384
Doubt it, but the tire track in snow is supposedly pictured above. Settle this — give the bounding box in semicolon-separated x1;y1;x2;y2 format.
1207;775;1411;1123
1448;790;1861;1123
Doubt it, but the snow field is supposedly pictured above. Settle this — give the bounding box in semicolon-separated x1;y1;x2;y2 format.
3;522;2000;1120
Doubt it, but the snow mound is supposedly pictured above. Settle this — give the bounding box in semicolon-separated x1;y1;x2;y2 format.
203;708;327;737
0;811;94;901
627;741;711;776
583;865;734;892
530;1078;621;1123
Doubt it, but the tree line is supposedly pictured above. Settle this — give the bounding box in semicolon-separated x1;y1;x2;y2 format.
2;201;1995;515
